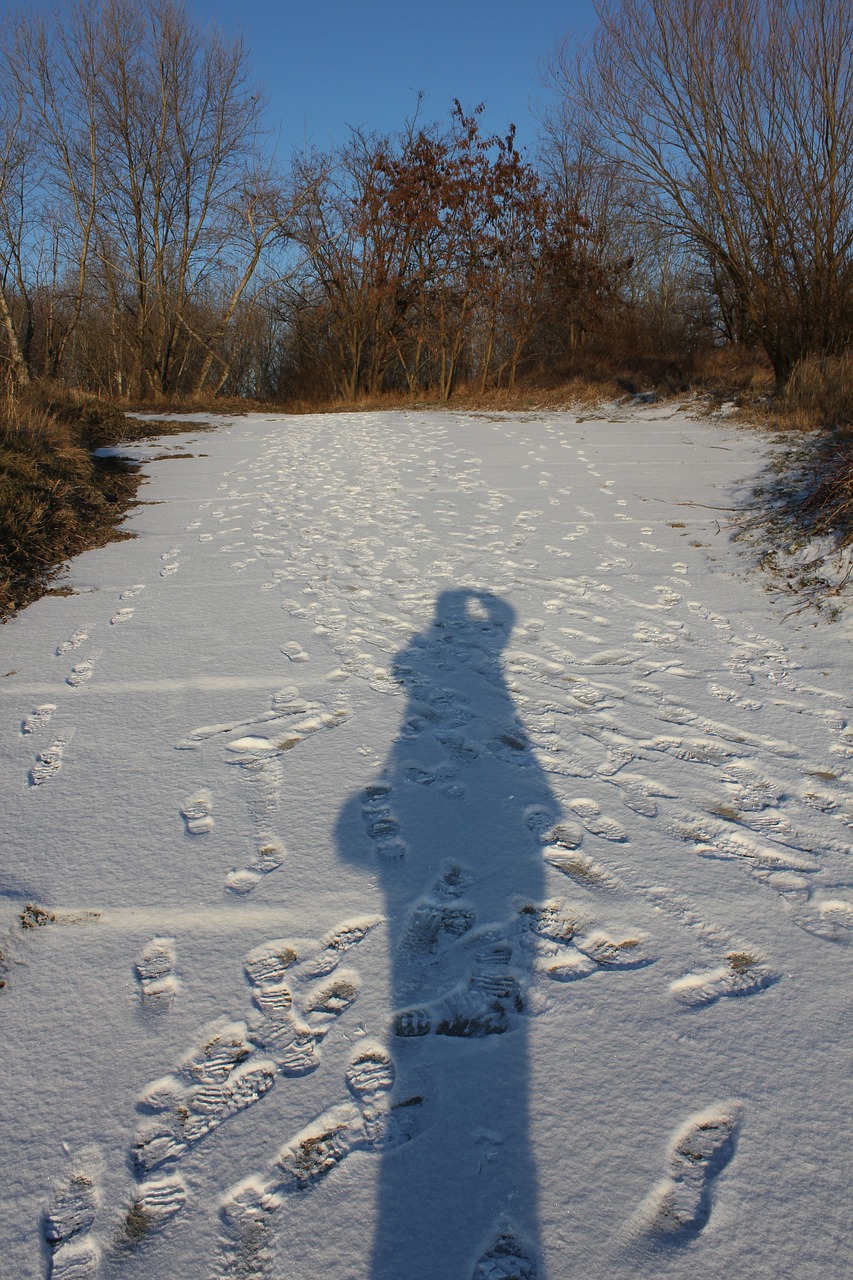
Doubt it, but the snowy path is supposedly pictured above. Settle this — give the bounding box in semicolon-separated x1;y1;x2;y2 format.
1;406;851;1280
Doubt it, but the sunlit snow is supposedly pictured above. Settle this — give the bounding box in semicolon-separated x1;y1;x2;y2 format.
1;405;851;1279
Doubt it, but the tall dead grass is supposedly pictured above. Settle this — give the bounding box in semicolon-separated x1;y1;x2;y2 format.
0;386;142;619
749;354;853;561
782;354;853;432
1;381;231;620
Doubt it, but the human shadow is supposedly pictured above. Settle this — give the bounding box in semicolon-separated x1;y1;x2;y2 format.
337;589;564;1279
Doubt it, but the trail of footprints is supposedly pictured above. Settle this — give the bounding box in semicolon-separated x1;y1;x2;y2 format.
126;917;380;1253
178;682;351;894
354;707;777;1017
215;1043;424;1280
498;586;853;951
27;413;853;1275
22;586;147;788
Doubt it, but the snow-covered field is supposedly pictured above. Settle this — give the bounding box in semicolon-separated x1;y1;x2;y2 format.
1;405;851;1280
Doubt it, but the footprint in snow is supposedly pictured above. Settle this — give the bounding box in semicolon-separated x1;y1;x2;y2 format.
224;737;286;894
66;651;101;688
280;640;310;663
530;900;651;983
214;1042;424;1280
21;703;56;735
360;781;407;861
121;1175;186;1246
394;933;523;1040
781;891;853;945
135;937;180;1011
29;731;75;787
43;1145;102;1279
569;798;628;842
472;1218;537;1280
130;917;381;1238
670;950;777;1006
629;1103;741;1240
55;628;89;657
180;787;214;835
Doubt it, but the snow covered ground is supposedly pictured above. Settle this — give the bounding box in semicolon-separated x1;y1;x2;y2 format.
1;404;851;1280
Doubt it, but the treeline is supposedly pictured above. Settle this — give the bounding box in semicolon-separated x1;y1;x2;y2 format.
2;0;853;405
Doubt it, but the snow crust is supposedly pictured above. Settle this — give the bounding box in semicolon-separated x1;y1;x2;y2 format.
1;405;851;1279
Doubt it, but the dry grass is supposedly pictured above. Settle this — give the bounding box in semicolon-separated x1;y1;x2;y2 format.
269;345;778;416
0;393;136;620
795;446;853;543
0;382;216;622
736;353;853;434
729;354;853;610
264;374;629;417
690;344;774;397
733;426;853;617
782;354;853;432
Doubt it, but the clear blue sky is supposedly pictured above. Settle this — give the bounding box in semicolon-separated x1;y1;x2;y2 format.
185;0;601;155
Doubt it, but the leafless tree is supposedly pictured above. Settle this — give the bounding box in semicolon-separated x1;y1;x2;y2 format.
87;0;273;396
1;0;291;399
550;0;853;382
0;76;31;385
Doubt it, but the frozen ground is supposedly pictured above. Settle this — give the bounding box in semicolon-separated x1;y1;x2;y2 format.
1;405;851;1280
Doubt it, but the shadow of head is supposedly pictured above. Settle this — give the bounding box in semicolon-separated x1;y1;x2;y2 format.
431;589;516;643
392;591;516;689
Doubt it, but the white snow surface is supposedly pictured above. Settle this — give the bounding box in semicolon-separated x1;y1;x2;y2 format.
1;405;851;1280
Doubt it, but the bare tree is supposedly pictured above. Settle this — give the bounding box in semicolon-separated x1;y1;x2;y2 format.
378;104;545;400
550;0;853;382
88;0;272;397
4;1;108;381
0;75;31;385
289;133;408;400
0;0;285;399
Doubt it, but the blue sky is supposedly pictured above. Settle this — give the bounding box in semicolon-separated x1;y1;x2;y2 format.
185;1;601;155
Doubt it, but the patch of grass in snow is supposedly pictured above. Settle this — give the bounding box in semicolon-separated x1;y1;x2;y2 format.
709;804;741;823
291;1129;348;1184
727;951;758;976
18;902;99;931
120;1200;156;1247
20;903;55;929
